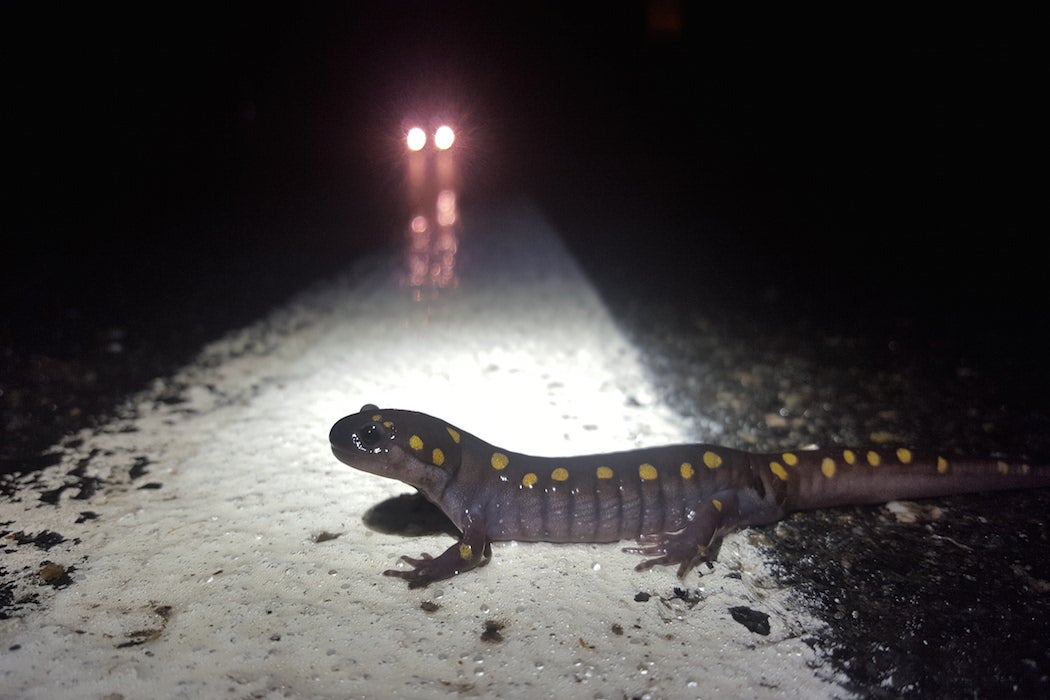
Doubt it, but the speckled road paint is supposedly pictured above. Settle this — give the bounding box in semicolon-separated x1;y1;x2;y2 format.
0;204;842;699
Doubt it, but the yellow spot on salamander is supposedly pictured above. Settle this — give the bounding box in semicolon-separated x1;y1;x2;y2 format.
866;451;881;467
432;448;445;466
937;456;949;474
821;457;836;478
409;435;423;451
782;452;799;466
459;543;473;560
1021;463;1031;475
703;451;722;469
522;473;537;488
712;499;723;512
383;421;393;428
551;467;569;482
769;461;789;481
896;448;913;464
596;466;613;479
446;427;460;444
371;414;382;421
843;450;856;465
680;462;695;479
639;463;658;481
491;452;509;470
997;461;1009;475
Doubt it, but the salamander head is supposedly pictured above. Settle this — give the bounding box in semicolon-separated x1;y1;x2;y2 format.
329;404;463;495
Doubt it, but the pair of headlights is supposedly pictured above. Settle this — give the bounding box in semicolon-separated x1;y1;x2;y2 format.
406;125;455;152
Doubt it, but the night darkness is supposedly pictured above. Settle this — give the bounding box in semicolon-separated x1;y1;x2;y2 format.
3;4;1046;466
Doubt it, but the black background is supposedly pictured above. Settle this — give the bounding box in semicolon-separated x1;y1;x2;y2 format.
6;5;1042;310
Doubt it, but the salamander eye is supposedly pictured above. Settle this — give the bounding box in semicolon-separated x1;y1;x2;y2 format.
354;422;387;453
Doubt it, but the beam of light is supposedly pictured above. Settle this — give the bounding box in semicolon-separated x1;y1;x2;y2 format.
433;125;455;150
406;127;426;151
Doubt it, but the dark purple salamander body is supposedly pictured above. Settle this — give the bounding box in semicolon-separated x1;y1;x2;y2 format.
329;404;1050;588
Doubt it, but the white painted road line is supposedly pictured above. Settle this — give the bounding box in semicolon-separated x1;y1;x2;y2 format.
1;203;841;699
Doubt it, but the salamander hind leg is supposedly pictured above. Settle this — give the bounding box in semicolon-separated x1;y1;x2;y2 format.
623;491;738;578
384;539;491;588
382;509;492;588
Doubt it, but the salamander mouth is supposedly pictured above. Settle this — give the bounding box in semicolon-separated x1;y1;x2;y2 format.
330;443;359;467
331;442;397;479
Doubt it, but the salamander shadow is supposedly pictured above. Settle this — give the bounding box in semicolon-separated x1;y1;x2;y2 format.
362;493;459;538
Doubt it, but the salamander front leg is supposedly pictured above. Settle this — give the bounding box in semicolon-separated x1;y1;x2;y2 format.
383;515;491;588
623;491;738;578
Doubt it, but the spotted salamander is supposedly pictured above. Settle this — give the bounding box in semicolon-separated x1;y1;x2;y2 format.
329;404;1050;588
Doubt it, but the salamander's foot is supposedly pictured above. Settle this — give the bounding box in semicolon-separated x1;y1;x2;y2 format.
381;540;492;588
383;553;438;588
623;532;723;578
